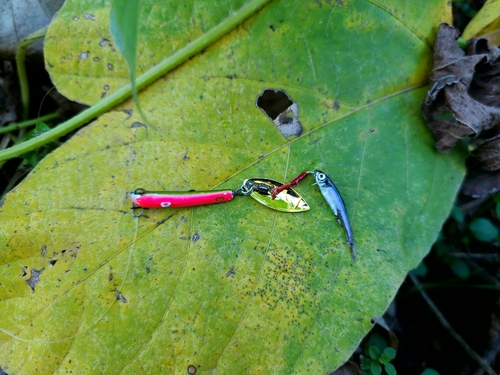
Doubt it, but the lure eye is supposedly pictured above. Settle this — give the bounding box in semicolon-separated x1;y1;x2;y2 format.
317;173;326;181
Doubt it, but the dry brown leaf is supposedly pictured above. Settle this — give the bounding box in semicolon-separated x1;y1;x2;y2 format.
422;23;500;161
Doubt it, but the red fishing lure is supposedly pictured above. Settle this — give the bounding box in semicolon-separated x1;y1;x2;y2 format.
129;178;310;217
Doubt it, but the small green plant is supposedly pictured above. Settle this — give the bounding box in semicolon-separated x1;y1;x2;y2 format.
360;345;396;375
22;122;53;167
420;368;440;375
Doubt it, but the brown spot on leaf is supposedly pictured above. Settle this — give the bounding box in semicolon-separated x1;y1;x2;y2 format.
26;268;44;291
187;365;197;374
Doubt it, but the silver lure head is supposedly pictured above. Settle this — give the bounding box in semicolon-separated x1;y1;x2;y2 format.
312;170;328;185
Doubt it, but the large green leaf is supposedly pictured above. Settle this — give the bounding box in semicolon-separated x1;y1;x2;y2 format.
0;0;463;374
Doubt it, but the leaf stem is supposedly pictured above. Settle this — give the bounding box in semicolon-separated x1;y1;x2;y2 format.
16;27;48;120
0;0;272;162
0;111;60;135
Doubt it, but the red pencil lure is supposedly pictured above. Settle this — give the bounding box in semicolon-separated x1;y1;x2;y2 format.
130;188;234;209
129;178;310;217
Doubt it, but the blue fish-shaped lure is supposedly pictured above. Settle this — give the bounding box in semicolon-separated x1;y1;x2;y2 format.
313;170;356;261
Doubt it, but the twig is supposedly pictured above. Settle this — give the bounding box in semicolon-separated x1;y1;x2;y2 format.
451;253;500;260
459;196;493;217
472;314;500;375
409;272;496;375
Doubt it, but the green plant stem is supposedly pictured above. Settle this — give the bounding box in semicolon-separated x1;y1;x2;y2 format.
456;37;468;50
0;0;272;163
0;112;60;135
16;27;48;120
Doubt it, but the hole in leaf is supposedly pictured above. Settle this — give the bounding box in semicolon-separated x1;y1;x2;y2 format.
116;291;128;303
226;267;236;277
256;89;303;137
187;365;197;374
256;89;293;120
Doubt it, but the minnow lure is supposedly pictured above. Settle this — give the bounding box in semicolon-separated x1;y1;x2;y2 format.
129;178;310;217
274;170;356;261
312;170;356;261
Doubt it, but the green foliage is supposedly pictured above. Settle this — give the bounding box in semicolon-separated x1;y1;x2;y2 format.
469;217;499;242
420;368;440;375
412;260;428;277
450;205;465;224
22;122;53;167
361;344;397;375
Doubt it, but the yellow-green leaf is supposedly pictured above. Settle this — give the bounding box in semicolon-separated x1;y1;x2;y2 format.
463;0;500;40
0;0;464;374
